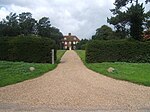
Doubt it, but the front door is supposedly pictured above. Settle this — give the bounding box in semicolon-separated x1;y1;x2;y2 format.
69;47;72;50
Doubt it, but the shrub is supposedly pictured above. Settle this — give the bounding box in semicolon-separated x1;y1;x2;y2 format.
0;35;57;63
86;40;150;63
0;37;10;60
81;44;87;50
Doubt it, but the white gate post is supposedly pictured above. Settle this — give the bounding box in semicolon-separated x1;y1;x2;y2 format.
52;49;54;64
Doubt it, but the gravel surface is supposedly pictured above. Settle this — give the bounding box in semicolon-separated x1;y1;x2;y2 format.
0;50;150;112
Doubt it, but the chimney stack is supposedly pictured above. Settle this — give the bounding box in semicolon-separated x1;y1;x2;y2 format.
68;33;71;36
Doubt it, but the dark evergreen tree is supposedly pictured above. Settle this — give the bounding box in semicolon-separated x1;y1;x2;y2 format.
0;12;20;36
19;12;37;35
108;0;150;41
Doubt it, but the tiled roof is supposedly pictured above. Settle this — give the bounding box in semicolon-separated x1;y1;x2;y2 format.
62;34;80;42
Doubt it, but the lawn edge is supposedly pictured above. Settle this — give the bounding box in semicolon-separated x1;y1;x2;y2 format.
75;50;150;87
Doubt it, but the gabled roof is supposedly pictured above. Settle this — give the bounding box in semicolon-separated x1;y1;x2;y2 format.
63;33;80;42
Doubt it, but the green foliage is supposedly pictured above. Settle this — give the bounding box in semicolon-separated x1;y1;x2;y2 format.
37;17;51;37
146;0;150;3
108;0;150;41
0;12;63;49
0;37;10;60
37;17;63;49
76;50;150;86
76;39;88;50
128;4;145;40
92;25;116;40
86;40;150;63
107;11;129;39
0;36;57;63
49;27;63;49
19;12;37;35
0;13;20;36
114;0;149;9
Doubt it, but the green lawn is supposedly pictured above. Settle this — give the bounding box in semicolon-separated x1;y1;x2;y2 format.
56;50;66;63
0;50;66;87
76;50;150;86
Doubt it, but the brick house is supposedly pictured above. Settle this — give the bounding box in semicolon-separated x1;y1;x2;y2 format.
144;34;150;40
143;30;150;40
61;33;80;50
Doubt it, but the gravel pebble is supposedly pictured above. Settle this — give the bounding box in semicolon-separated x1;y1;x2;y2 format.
0;50;150;112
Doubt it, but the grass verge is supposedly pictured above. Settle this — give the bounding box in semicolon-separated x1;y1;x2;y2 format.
76;50;150;86
56;50;66;63
0;50;66;87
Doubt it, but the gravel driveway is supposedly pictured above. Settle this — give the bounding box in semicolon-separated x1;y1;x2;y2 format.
0;50;150;112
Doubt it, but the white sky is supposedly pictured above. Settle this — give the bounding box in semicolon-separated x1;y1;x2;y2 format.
0;0;149;39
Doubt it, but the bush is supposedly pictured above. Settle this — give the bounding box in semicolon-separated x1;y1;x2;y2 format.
86;40;150;63
81;44;87;50
0;37;10;60
0;35;57;63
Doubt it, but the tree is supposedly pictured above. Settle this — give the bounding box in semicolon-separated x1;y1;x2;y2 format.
49;27;63;49
37;17;63;49
107;10;129;39
76;39;89;50
145;11;150;30
128;4;145;40
114;0;150;10
0;12;20;36
0;12;63;49
37;17;51;37
0;21;5;36
92;25;115;40
19;12;37;35
108;0;150;41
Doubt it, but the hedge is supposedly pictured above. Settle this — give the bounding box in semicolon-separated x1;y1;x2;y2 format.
86;40;150;63
0;36;57;63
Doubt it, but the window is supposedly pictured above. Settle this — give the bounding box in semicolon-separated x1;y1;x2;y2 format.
69;42;72;44
74;37;76;40
65;46;67;49
64;37;67;40
73;42;76;44
65;42;67;45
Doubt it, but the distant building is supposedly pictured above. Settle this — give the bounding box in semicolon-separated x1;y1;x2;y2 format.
62;33;80;50
143;30;150;40
144;34;150;40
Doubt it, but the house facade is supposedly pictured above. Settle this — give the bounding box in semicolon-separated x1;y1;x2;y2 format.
143;30;150;40
62;33;80;50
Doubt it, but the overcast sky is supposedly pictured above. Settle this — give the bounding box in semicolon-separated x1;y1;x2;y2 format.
0;0;149;39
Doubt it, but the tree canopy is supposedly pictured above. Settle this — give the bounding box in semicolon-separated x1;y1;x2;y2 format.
114;0;150;9
108;0;150;41
76;39;89;50
92;25;116;40
19;12;37;35
0;12;63;48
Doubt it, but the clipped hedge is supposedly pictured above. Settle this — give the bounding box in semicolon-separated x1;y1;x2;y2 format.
0;36;57;63
86;40;150;63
